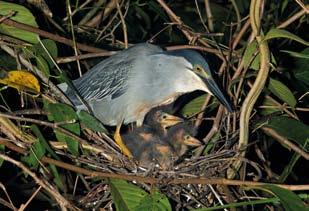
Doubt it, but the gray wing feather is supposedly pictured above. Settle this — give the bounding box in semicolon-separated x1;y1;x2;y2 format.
66;43;163;102
74;59;133;101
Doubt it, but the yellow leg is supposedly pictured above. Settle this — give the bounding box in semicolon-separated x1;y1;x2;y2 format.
114;124;132;158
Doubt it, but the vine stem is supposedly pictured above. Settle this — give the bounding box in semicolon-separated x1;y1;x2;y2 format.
227;0;270;179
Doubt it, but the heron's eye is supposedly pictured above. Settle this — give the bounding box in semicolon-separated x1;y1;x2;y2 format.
194;65;204;73
161;114;167;119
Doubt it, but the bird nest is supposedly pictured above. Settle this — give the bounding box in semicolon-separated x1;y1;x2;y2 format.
47;107;238;209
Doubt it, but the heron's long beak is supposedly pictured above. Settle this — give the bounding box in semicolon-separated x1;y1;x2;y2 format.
161;114;183;128
183;136;202;146
205;78;233;112
192;67;233;112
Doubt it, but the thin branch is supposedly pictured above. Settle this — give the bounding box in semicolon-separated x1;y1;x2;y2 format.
277;5;308;29
116;0;128;48
0;15;105;53
66;0;82;77
0;153;79;211
261;127;309;160
204;0;214;31
39;156;309;191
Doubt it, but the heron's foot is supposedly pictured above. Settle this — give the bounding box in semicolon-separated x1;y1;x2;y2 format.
114;125;132;158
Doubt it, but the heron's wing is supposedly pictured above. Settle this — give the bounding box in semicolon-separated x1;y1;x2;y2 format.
74;59;133;101
74;43;164;101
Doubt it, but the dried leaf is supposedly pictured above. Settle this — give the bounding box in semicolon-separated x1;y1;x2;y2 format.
0;70;40;93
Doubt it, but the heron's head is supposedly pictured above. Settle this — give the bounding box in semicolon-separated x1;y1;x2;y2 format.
168;49;233;112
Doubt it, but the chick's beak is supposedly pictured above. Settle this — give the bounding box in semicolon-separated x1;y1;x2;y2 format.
161;114;183;128
183;136;201;146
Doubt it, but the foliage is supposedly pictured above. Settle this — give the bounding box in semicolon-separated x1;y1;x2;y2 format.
0;0;308;210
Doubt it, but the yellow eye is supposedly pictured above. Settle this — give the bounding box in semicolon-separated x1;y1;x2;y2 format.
194;65;203;72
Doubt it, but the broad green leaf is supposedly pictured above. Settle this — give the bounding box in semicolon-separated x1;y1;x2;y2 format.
268;78;297;108
21;139;46;169
264;29;309;46
109;179;148;211
77;110;108;133
0;1;39;44
46;103;80;156
262;185;308;211
263;116;309;145
135;190;172;211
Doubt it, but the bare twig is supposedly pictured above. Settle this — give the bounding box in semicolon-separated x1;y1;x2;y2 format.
278;5;309;28
0;153;79;211
261;127;309;160
0;15;106;53
39;156;309;191
66;0;82;77
116;0;128;48
204;0;214;31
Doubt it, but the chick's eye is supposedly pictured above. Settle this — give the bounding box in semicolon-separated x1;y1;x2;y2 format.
162;114;167;119
184;135;191;140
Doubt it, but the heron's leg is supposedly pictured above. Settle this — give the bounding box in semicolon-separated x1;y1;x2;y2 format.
114;124;132;157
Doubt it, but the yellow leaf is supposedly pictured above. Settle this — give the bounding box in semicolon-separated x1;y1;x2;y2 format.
0;70;40;93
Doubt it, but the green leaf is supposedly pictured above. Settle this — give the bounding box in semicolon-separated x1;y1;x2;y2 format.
135;190;172;211
180;94;207;117
31;124;59;160
281;50;309;59
259;98;281;116
268;78;297;108
35;55;50;76
109;179;148;211
264;29;309;46
263;116;309;145
293;48;309;86
262;185;308;211
279;140;309;183
243;41;277;70
49;164;64;191
243;41;259;70
21;139;46;168
33;39;58;68
203;133;220;155
77;110;108;133
46;103;80;156
0;1;39;44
